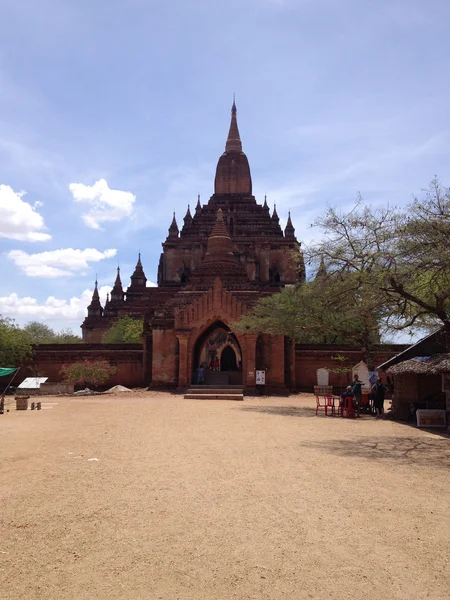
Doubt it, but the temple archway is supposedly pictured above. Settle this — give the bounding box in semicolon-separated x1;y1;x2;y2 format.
193;320;242;384
220;345;237;371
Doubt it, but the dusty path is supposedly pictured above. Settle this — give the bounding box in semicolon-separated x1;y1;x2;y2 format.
1;392;449;600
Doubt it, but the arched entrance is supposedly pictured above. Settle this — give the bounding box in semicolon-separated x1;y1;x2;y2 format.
193;321;242;385
220;345;237;371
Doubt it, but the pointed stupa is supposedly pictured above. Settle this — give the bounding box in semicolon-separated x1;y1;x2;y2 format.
130;252;147;288
263;195;269;210
87;278;103;317
167;212;179;240
214;99;252;195
110;266;124;302
187;209;248;288
272;204;279;222
225;97;243;153
183;204;192;225
195;194;201;215
203;209;236;264
284;211;295;239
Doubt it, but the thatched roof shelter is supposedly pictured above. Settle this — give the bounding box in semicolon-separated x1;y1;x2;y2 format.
387;353;450;376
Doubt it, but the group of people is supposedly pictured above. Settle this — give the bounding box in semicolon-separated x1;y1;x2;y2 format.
340;374;386;417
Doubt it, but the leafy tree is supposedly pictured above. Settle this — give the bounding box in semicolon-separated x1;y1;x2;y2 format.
23;321;81;344
235;179;450;357
60;360;117;387
308;179;450;333
102;316;143;344
0;316;33;367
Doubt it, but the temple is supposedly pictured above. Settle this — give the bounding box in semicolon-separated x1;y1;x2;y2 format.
81;101;306;392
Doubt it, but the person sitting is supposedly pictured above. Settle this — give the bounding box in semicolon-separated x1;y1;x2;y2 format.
340;386;355;415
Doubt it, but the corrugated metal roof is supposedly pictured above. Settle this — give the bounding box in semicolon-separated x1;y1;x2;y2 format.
18;377;48;389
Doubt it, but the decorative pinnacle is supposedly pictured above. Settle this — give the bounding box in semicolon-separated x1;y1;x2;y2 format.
225;98;242;153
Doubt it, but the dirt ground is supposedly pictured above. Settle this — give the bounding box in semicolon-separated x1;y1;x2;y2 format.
1;391;449;600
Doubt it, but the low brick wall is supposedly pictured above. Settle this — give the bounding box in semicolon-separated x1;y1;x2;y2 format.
23;344;144;389
295;344;408;392
39;382;74;395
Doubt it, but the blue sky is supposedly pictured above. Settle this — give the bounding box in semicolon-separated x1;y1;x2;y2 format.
0;0;449;336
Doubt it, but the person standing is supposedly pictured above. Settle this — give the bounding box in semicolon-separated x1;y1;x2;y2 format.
352;374;363;415
197;365;205;384
373;378;386;418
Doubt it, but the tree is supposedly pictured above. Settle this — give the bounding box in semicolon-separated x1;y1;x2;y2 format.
23;321;81;344
102;316;143;344
235;179;450;353
0;316;33;367
308;179;450;334
60;360;117;387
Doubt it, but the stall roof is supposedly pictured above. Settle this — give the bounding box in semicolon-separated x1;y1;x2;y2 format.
18;377;48;389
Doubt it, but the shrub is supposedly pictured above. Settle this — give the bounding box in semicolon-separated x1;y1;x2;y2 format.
60;359;117;387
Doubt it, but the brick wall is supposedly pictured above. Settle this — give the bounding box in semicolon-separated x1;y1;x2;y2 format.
24;344;143;389
295;344;407;392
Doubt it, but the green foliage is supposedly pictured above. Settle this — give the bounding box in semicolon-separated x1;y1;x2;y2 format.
0;316;33;367
102;316;143;344
235;179;450;352
234;278;380;348
60;360;117;387
23;321;81;344
308;179;450;333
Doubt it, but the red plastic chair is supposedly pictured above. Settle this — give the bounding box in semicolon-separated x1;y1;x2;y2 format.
342;395;355;418
315;395;328;416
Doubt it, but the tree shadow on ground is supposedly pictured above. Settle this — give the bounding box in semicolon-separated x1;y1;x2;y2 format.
237;405;317;418
300;436;450;468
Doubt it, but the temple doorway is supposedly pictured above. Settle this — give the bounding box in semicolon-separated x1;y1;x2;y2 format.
220;345;237;371
193;321;242;385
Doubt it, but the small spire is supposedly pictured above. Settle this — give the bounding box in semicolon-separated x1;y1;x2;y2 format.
130;251;147;288
167;212;179;239
184;204;192;222
87;277;102;316
272;204;279;220
225;98;242;153
284;211;295;238
263;195;268;209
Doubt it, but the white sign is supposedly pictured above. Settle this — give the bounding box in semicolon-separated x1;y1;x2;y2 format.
416;409;446;428
256;370;266;385
317;368;329;386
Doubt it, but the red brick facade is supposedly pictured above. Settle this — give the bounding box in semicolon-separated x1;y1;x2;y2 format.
68;103;405;393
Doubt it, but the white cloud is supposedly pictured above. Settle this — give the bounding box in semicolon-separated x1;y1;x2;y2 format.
0;184;51;242
69;178;136;229
0;286;112;322
7;248;117;278
146;280;157;287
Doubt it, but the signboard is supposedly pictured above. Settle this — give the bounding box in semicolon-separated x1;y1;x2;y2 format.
316;368;329;386
416;409;446;428
256;370;266;385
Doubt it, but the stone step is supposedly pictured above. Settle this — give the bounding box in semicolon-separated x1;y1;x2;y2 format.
184;393;244;401
187;388;243;394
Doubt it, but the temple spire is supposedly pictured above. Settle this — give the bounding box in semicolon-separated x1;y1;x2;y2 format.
272;204;279;221
225;98;242;153
284;211;295;239
184;204;192;224
130;252;147;288
195;194;201;215
203;208;236;264
110;266;124;302
87;277;103;317
167;212;179;239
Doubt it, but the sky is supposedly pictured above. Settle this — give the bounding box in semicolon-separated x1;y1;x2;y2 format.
0;0;449;337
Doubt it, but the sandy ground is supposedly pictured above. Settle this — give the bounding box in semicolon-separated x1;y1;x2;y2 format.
1;391;449;600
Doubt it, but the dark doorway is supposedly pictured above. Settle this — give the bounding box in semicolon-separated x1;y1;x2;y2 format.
220;345;237;371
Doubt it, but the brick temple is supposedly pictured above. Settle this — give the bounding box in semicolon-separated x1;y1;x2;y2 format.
81;101;305;392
